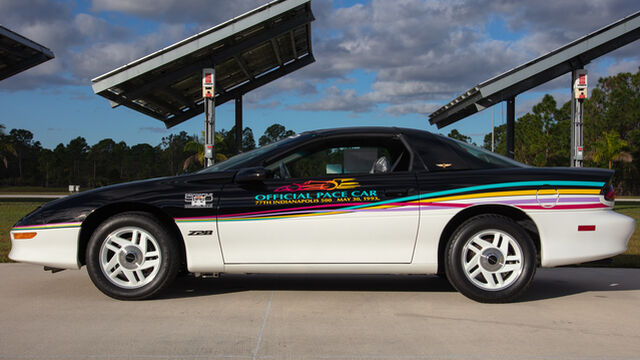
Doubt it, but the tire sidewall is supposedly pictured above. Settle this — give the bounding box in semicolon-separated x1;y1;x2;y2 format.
86;213;178;300
445;215;537;303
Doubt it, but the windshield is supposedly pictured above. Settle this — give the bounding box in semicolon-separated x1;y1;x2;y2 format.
448;138;527;168
196;134;308;173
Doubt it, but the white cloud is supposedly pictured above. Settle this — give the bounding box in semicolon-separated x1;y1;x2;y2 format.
606;59;640;75
1;0;638;122
290;86;374;113
71;24;190;81
139;126;169;134
305;0;639;116
386;103;442;116
91;0;270;25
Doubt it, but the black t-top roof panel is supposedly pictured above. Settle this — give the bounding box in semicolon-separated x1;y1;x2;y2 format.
91;0;314;128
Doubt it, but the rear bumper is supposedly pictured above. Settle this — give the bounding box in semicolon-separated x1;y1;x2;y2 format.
9;227;81;269
530;209;635;267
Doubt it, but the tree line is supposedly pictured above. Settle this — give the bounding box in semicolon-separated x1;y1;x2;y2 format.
0;123;295;188
2;68;639;194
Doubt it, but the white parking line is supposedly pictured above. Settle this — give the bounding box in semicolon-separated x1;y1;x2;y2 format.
253;291;274;360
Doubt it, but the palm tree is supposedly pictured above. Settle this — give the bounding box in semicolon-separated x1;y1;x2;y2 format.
591;131;632;169
0;124;17;168
183;137;204;171
183;132;227;171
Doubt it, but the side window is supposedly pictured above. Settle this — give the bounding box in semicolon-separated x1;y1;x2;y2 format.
408;135;472;171
265;137;409;179
408;133;523;171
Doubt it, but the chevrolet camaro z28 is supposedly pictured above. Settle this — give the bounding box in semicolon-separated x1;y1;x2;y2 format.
9;127;636;302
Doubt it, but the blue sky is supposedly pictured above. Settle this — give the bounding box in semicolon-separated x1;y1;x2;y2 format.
1;0;639;149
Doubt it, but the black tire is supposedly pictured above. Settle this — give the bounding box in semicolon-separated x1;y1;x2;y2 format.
86;212;179;300
445;214;536;303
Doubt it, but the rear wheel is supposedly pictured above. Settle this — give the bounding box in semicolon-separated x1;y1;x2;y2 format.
445;214;536;303
86;213;179;300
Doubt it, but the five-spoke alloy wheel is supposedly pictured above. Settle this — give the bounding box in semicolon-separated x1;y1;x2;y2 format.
86;213;179;300
445;214;536;303
99;226;162;289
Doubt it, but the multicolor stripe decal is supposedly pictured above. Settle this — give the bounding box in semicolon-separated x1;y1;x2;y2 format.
11;222;82;231
174;180;607;223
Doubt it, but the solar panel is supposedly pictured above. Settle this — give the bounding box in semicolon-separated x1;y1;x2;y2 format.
429;10;640;128
91;0;314;128
0;25;55;81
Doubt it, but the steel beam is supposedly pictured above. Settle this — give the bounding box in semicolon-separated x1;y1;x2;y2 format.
270;38;283;66
290;30;298;59
234;55;254;81
204;67;216;167
219;54;314;104
235;96;243;153
506;97;515;159
570;69;584;167
204;97;215;167
98;89;168;122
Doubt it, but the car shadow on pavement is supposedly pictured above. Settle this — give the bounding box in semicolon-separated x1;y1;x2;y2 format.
516;268;640;302
158;273;456;299
158;268;640;302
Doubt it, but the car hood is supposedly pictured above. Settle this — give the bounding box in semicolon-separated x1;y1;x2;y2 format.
14;171;236;227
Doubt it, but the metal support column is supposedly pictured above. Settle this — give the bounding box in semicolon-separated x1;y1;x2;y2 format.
203;68;216;167
506;97;515;159
235;96;243;154
571;69;585;167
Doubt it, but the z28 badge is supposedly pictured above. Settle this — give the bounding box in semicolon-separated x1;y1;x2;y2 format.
188;230;213;236
184;193;214;208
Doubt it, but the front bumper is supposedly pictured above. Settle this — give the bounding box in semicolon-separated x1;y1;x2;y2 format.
530;209;635;267
9;226;81;269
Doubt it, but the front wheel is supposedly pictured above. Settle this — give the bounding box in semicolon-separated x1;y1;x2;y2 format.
86;213;179;300
445;214;537;303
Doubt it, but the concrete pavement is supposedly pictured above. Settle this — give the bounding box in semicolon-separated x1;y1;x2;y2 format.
1;263;640;360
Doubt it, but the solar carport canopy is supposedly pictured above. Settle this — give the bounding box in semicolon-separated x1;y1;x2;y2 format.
91;0;314;128
429;10;640;129
0;25;54;81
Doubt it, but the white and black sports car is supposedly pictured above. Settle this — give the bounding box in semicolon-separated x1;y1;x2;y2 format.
9;127;635;302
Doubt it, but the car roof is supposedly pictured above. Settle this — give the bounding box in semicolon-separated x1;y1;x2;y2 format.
299;126;438;139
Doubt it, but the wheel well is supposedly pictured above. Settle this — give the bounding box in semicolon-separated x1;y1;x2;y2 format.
78;203;186;270
436;205;541;275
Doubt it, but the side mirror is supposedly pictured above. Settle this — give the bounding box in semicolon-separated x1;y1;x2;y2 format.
235;166;267;183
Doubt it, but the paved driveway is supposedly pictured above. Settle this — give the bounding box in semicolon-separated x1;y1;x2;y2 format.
1;263;639;360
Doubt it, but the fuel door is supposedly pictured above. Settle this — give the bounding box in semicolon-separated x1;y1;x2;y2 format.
536;186;559;208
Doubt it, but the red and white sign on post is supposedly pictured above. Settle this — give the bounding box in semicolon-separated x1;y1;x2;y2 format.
573;69;588;99
204;144;213;159
202;68;215;98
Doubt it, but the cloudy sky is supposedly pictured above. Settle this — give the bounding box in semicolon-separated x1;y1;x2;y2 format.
1;0;639;148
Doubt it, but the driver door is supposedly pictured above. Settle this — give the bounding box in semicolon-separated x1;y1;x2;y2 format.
217;134;420;264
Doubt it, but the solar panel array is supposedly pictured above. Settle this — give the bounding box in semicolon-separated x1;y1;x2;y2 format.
429;10;640;128
91;0;314;128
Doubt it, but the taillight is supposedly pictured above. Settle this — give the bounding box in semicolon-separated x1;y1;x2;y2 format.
603;184;615;202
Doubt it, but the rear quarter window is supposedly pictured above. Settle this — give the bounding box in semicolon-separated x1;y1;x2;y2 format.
407;133;525;171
